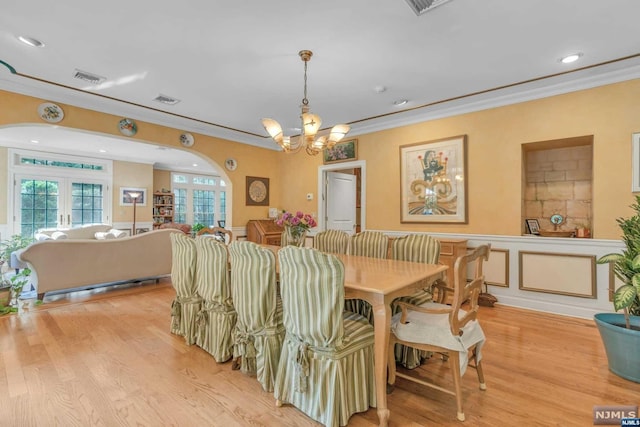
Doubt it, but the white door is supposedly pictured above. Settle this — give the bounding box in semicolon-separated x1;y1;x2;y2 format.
326;171;357;235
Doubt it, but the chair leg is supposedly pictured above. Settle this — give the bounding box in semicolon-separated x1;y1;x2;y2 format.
470;346;486;390
448;351;465;422
387;338;397;387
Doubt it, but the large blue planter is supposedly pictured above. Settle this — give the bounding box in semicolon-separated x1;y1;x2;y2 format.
594;313;640;383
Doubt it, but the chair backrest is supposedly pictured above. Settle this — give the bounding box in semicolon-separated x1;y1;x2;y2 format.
391;234;440;264
194;236;231;305
228;241;279;330
314;229;349;254
349;231;389;258
278;246;345;348
197;227;233;244
170;232;197;296
449;244;491;336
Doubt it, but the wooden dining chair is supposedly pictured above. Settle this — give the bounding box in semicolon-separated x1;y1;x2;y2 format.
387;244;491;422
169;232;201;345
390;233;442;369
313;229;349;254
228;241;284;392
345;230;389;321
197;226;233;244
194;236;236;362
275;246;376;427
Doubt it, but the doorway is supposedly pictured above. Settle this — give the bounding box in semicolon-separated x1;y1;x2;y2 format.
317;160;366;234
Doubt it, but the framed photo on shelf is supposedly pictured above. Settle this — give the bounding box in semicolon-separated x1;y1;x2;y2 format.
120;187;147;206
323;139;358;164
525;218;540;235
399;135;468;223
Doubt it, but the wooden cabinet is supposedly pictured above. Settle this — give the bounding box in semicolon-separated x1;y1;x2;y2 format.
153;192;174;229
246;219;284;246
437;238;468;287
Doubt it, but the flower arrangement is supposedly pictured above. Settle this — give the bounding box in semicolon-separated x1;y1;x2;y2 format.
276;210;317;231
276;210;317;245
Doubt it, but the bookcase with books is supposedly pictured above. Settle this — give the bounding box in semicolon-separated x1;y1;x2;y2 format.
153;192;174;228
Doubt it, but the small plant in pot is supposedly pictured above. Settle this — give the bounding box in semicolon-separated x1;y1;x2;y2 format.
0;268;31;315
595;195;640;382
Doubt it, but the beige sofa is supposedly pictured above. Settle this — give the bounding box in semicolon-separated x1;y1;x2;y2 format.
18;228;181;299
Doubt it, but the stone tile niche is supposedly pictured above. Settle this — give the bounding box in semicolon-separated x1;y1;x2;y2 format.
522;136;593;236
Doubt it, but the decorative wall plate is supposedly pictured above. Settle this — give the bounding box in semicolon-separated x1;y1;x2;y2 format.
118;118;137;136
179;132;194;147
246;176;269;206
225;158;237;171
37;102;64;123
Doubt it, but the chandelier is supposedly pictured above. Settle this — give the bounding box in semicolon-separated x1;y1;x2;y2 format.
261;50;350;155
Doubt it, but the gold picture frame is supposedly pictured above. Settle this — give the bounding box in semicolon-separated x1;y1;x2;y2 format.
400;135;468;223
323;139;358;164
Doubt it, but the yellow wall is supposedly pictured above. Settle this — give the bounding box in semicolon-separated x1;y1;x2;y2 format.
278;79;640;239
0;90;283;228
2;80;640;239
0;147;7;225
112;160;154;222
153;169;172;194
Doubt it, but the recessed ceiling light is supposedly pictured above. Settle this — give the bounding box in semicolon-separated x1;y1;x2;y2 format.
17;36;45;48
393;99;408;107
192;163;198;167
560;52;583;64
99;149;107;153
30;139;39;143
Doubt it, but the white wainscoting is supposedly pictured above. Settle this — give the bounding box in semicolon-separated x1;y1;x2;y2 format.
384;231;623;319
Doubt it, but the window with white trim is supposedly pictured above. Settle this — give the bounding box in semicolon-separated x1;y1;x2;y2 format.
172;172;226;227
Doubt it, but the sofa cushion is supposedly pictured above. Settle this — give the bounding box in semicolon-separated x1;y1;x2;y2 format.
51;231;68;240
108;229;127;239
95;231;116;240
34;233;52;241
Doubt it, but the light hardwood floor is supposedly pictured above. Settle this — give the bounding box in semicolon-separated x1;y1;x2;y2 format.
1;278;639;426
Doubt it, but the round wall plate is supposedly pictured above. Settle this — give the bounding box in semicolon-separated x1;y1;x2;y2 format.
38;102;64;123
118;118;137;136
179;132;194;147
225;158;237;171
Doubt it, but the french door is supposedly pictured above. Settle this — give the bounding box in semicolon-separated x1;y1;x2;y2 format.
14;175;109;237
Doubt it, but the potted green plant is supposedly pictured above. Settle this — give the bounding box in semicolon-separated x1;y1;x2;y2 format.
595;195;640;383
191;223;205;237
0;234;34;271
0;268;31;315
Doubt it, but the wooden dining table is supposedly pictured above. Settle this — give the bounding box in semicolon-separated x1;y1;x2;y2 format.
335;253;447;427
266;245;448;426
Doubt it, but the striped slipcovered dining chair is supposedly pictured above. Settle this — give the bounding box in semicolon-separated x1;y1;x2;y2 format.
313;229;349;254
275;246;376;427
194;236;236;362
228;241;285;392
344;230;389;320
391;233;442;369
170;232;201;345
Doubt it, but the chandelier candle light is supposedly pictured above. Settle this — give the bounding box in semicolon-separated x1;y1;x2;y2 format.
261;50;350;156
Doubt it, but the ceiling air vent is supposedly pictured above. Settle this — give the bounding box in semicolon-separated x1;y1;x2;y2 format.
404;0;453;16
153;94;181;105
73;69;106;84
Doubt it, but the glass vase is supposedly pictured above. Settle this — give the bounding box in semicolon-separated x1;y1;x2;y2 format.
283;226;307;247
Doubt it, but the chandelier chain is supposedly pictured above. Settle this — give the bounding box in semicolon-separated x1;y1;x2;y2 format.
302;60;309;106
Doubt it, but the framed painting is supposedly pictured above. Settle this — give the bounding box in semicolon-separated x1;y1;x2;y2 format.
400;135;468;223
246;176;270;206
119;187;147;206
323;139;358;164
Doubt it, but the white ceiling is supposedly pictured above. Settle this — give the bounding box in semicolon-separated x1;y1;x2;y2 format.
0;0;639;172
